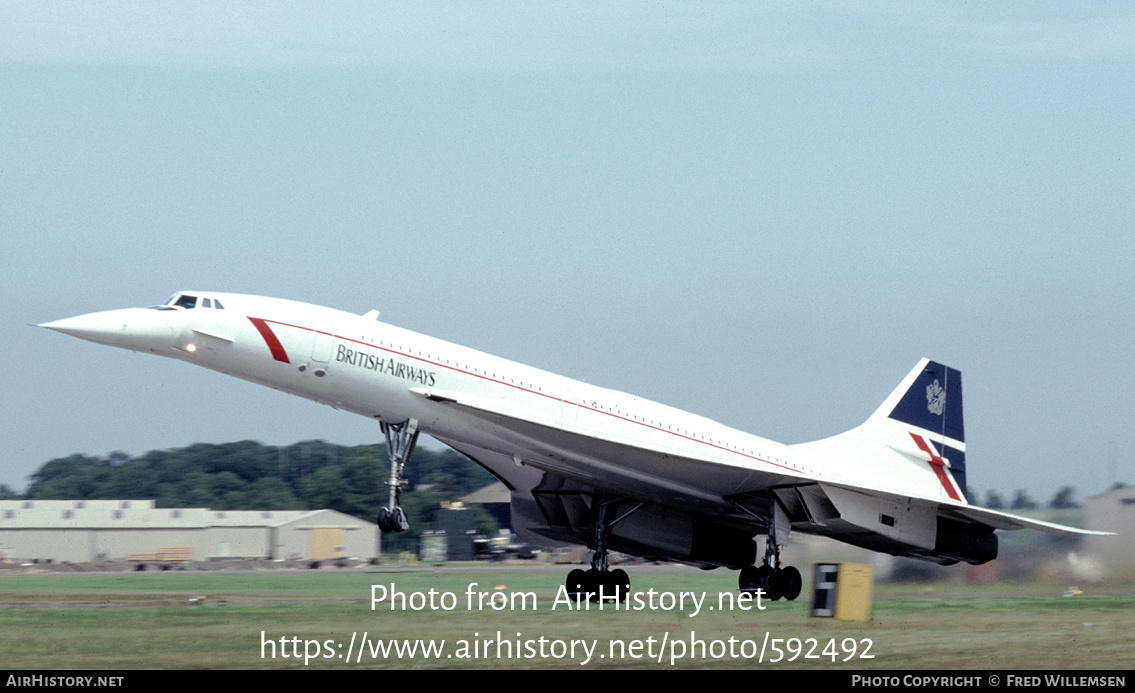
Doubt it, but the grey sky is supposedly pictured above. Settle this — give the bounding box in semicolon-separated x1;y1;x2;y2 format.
2;2;1132;505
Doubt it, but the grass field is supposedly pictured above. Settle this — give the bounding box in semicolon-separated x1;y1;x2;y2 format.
0;564;1131;669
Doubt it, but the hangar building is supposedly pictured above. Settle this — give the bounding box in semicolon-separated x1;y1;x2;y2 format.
1084;485;1135;575
0;500;377;564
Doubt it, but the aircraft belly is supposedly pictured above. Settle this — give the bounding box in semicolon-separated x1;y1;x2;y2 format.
437;436;761;567
429;401;799;515
818;484;937;550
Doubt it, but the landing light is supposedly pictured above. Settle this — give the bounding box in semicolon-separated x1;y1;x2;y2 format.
186;343;197;353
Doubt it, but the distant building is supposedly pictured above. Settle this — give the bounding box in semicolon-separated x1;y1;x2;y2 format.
459;481;510;529
0;500;377;564
1083;485;1135;575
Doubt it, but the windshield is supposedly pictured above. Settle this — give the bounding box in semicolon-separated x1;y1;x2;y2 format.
149;293;196;310
148;292;224;310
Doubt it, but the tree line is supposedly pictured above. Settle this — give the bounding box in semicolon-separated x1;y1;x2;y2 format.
6;440;500;552
980;486;1085;510
2;440;1114;551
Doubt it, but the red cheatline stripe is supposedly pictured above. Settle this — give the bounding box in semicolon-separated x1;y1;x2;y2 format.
244;316;799;476
248;317;290;363
910;432;961;501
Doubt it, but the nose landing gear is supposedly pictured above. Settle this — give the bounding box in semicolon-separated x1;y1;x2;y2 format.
376;418;418;533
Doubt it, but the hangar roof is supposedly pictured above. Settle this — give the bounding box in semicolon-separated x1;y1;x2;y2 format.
0;501;368;530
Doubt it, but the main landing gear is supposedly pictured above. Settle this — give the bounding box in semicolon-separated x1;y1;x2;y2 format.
376;418;418;533
737;502;802;601
564;498;640;602
738;562;802;602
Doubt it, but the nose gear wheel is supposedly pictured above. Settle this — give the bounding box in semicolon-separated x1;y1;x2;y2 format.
376;419;418;533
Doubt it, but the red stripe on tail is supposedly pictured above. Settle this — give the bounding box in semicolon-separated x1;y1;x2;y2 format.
910;432;961;501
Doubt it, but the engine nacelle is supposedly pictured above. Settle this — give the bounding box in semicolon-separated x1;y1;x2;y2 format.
687;523;757;569
933;518;998;565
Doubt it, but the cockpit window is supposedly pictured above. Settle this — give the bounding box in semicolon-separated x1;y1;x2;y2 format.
150;292;223;310
149;294;178;310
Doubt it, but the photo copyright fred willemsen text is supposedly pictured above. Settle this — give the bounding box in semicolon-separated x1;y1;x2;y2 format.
257;582;875;666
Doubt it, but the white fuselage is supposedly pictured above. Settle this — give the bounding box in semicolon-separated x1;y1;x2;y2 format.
175;293;831;509
50;290;1094;569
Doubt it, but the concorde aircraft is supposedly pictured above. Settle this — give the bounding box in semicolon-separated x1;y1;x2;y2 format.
40;291;1110;601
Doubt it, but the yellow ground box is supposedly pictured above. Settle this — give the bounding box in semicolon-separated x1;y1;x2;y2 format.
811;562;873;622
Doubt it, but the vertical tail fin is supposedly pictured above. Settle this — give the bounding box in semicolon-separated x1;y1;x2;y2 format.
869;359;968;502
879;359;964;445
791;358;970;503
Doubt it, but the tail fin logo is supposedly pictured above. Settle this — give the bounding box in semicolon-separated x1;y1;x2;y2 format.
926;380;945;416
886;360;963;443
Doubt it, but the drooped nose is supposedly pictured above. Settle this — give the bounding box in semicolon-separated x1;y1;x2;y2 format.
39;308;179;353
